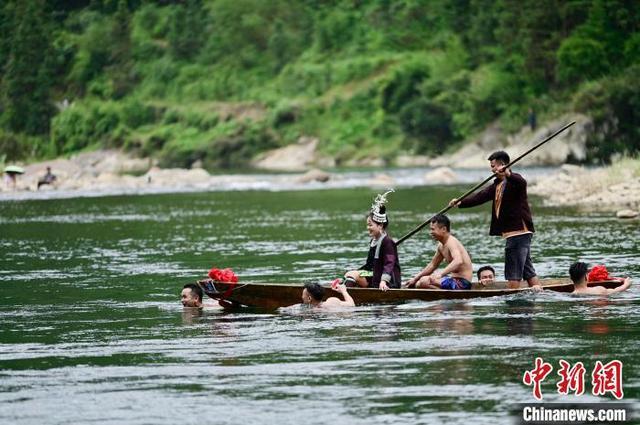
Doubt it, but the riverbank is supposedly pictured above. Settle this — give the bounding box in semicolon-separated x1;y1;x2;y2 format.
0;149;516;201
529;157;640;215
2;150;639;217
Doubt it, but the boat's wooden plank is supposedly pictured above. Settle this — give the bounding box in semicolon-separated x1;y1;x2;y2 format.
198;278;622;309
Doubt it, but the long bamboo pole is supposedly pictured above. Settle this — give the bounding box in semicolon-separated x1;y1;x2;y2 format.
395;121;576;246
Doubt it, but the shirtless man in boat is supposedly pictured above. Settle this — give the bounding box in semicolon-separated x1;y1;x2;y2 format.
403;214;473;290
302;282;355;308
570;262;632;295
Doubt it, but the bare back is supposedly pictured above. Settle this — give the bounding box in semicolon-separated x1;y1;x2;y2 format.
573;286;609;296
437;235;473;281
573;278;631;296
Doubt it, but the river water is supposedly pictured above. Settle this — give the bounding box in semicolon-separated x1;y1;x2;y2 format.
0;182;638;424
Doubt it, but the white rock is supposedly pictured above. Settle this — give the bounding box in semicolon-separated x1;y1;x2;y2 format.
368;173;395;187
430;114;592;169
429;143;487;169
560;164;584;175
616;209;638;219
295;169;331;183
252;136;319;171
344;157;386;168
395;155;431;167
424;167;458;184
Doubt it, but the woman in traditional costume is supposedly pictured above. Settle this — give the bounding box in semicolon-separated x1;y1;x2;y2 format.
343;190;401;291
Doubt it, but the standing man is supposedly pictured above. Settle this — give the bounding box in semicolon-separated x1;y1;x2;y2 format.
449;151;541;290
403;214;473;290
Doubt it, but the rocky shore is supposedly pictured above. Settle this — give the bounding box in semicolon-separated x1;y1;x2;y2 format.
251;113;592;171
1;149;481;200
0;124;640;218
529;158;640;216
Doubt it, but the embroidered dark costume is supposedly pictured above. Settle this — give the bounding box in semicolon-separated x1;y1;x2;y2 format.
359;233;401;288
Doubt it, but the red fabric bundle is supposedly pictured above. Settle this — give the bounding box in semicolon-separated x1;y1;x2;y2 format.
208;267;239;283
587;265;610;282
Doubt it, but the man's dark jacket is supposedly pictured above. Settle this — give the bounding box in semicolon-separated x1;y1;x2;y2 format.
458;172;534;236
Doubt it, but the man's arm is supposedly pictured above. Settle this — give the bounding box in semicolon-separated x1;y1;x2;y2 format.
452;185;494;209
324;285;355;307
580;278;631;296
405;249;443;286
606;277;631;294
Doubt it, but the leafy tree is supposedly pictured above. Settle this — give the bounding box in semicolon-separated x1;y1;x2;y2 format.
168;0;206;60
380;61;429;114
574;65;640;161
0;2;15;78
556;36;608;83
67;16;112;93
107;0;135;98
624;32;640;65
2;0;54;135
1;0;640;166
465;0;499;63
399;99;453;154
314;7;355;52
268;20;290;72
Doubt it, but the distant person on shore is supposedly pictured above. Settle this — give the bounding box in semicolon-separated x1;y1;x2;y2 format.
343;190;401;291
302;282;355;308
449;151;541;291
570;262;631;295
477;265;496;286
528;108;537;131
3;165;24;190
37;166;57;190
403;214;473;290
3;172;16;189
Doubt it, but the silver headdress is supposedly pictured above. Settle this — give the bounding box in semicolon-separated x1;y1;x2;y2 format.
370;189;394;223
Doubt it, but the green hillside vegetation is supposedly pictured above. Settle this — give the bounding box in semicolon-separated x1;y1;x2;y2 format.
1;0;639;169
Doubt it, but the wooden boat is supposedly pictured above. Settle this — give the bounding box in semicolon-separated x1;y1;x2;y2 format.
197;278;623;310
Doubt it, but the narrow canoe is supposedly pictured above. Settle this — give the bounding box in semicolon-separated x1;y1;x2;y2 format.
197;278;623;310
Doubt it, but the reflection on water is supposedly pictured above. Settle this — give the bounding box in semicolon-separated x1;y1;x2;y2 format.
0;188;638;424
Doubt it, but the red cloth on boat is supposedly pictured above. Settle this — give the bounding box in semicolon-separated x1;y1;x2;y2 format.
208;267;238;283
587;265;623;282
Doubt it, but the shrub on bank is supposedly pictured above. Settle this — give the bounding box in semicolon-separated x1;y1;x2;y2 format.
573;65;640;162
0;130;51;160
156;120;277;169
